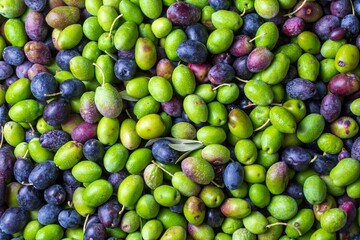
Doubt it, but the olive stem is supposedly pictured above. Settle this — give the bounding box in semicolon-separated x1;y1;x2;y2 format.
44;91;63;97
29;122;35;135
105;50;118;61
107;14;123;38
266;222;302;236
309;155;318;163
254;118;271;132
83;214;90;233
118;204;125;215
284;0;307;17
240;7;247;17
350;0;355;16
249;32;266;43
22;149;29;159
125;109;133;120
151;160;174;177
212;83;232;91
271;103;283;106
67;201;73;208
211;180;224;188
93;62;106;86
0;126;3;149
139;217;143;231
235;76;249;83
244;103;256;108
21;182;33;186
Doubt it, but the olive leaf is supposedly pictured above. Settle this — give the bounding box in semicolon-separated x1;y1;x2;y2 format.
120;90;139;101
104;50;118;61
145;137;203;152
144;138;160;147
168;142;204;152
175;151;193;164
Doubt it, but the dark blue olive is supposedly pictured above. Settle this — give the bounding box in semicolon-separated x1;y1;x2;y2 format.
313;81;327;100
0;207;29;235
212;52;233;65
16;61;33;79
240;13;265;38
205;208;224;228
324;152;339;162
285;180;304;199
85;214;101;228
351;235;360;240
281;146;313;171
341;14;360;38
281;65;298;85
59;79;86;99
37;203;62;225
0;180;5;206
311;155;337;175
0;105;9;126
25;129;41;143
108;170;129;193
118;49;135;59
355;0;360;17
84;223;107;240
55;49;80;71
39;129;71;152
83;139;105;162
76;37;90;53
0;145;15;184
24;0;47;11
169;196;186;214
16;185;44;211
176;40;208;64
352;137;360;161
5;75;17;88
232;56;253;80
286;78;317;101
44;184;66;205
44;36;57;56
43;98;72;126
313;15;340;41
185;23;209;44
30;72;59;101
0;61;14;80
62;170;82;201
58;209;83;229
173;117;187;124
2;46;25;66
28;160;59;190
98;198;122;228
0;232;11;240
223;161;244;190
208;0;231;10
114;58;137;81
306;100;321;114
152;139;181;164
13;158;33;184
208;62;235;85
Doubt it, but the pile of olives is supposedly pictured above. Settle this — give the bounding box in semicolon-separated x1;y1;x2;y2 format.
0;0;360;239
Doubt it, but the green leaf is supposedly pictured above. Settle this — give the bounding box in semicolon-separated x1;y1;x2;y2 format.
120;90;139;101
145;137;202;148
175;151;193;164
168;142;204;152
